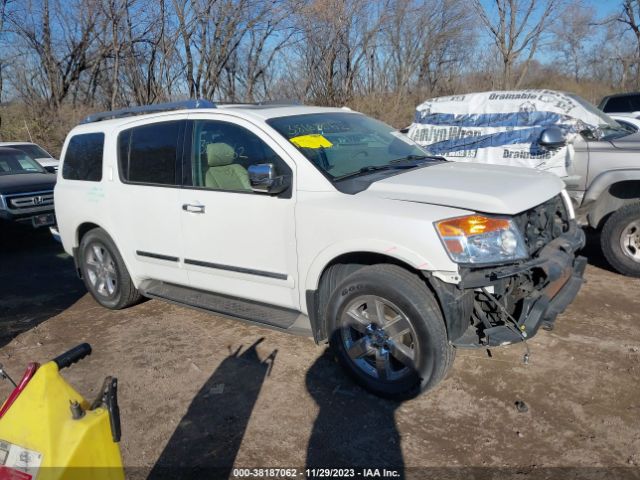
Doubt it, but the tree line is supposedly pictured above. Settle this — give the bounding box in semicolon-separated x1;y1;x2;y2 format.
1;0;640;150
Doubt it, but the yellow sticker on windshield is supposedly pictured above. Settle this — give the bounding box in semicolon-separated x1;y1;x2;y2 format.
289;134;333;149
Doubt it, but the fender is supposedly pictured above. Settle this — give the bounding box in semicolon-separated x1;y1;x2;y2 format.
583;170;640;227
303;238;452;305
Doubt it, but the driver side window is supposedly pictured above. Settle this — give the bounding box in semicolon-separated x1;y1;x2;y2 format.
189;120;287;192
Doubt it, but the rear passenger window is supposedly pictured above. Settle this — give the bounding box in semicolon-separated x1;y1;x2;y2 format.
62;133;104;181
118;121;182;185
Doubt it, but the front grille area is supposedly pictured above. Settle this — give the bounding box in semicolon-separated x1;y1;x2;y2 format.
513;194;569;256
5;191;54;210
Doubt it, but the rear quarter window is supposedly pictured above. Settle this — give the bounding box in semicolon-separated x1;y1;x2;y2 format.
117;121;182;186
62;133;105;181
602;95;640;113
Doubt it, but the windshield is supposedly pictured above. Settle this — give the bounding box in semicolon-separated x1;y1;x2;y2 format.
567;93;630;140
267;112;432;179
9;144;52;159
0;150;46;175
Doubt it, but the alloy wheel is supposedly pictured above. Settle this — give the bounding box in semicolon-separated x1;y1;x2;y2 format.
340;295;418;382
85;242;118;297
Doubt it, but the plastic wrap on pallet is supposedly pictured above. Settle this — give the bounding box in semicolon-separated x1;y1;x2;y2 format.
407;90;605;178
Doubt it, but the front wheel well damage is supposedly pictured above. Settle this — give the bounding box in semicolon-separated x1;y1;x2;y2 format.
307;252;456;344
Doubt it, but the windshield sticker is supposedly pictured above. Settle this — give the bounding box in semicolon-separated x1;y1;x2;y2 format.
289;134;333;149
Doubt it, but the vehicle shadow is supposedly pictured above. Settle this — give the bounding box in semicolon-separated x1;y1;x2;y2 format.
147;338;277;480
0;225;85;349
581;228;617;273
305;349;405;477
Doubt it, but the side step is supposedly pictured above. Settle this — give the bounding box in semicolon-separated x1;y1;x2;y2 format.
139;280;312;336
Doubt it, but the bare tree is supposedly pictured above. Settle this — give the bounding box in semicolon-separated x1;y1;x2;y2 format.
0;0;12;102
236;4;297;101
474;0;558;89
381;0;474;96
551;1;595;82
616;0;640;87
9;0;106;107
291;0;387;105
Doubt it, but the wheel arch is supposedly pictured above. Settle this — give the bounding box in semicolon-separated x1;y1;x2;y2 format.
73;222;134;283
304;245;444;344
76;221;102;247
585;173;640;229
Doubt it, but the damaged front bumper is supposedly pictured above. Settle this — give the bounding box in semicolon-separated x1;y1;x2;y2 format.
430;223;586;348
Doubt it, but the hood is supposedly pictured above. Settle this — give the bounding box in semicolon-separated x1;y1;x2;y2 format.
36;157;59;165
35;158;60;170
609;132;640;150
363;162;564;215
0;172;56;195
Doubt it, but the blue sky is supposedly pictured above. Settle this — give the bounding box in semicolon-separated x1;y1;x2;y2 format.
478;0;620;22
589;0;619;18
475;0;625;63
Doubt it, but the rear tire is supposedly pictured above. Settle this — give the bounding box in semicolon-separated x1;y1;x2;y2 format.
326;264;453;399
78;228;142;309
601;203;640;277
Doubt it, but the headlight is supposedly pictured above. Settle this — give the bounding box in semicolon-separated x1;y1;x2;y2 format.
435;214;528;264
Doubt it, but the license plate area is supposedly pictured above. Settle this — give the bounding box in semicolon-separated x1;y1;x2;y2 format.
0;440;42;479
32;213;55;228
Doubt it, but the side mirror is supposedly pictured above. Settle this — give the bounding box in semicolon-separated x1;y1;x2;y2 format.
248;163;290;195
44;166;57;174
539;127;566;149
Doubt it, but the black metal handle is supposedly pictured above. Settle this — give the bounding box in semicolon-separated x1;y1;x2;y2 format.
53;343;92;370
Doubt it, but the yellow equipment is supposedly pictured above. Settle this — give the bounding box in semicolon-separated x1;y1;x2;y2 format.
0;344;124;480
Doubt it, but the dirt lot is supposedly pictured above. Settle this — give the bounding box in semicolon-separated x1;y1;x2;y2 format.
1;227;639;479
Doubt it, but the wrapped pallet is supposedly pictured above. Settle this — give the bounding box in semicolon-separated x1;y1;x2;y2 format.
407;90;606;178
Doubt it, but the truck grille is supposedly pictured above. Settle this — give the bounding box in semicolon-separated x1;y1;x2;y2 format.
513;195;570;256
5;191;54;210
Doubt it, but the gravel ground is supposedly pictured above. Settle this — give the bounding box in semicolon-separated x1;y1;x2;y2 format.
0;227;639;479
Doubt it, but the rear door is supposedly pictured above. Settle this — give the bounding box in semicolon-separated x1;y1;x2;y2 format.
111;118;189;285
179;114;299;309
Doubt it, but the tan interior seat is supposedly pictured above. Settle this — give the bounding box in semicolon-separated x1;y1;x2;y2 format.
204;143;251;191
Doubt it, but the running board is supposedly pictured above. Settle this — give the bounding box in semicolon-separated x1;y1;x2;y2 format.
139;280;312;336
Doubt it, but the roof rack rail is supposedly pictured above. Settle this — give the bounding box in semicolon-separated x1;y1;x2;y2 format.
215;99;302;106
81;99;216;124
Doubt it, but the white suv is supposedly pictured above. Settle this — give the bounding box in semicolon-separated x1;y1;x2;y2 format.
55;100;586;398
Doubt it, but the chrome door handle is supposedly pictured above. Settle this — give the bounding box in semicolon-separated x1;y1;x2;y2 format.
182;203;205;214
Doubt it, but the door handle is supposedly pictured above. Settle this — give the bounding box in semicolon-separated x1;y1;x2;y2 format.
182;203;205;214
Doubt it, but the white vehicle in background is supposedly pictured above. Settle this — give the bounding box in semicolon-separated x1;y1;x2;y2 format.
54;100;585;398
610;114;640;133
0;142;59;172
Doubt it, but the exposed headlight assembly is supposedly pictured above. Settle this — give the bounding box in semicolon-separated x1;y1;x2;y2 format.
436;215;528;264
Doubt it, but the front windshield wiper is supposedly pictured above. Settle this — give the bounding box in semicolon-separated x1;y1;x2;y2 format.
333;163;422;181
389;154;432;164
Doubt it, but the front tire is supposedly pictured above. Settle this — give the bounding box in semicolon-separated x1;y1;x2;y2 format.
78;228;142;309
326;264;453;399
601;203;640;277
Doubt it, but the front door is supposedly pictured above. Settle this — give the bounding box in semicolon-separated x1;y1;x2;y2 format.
179;115;299;309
